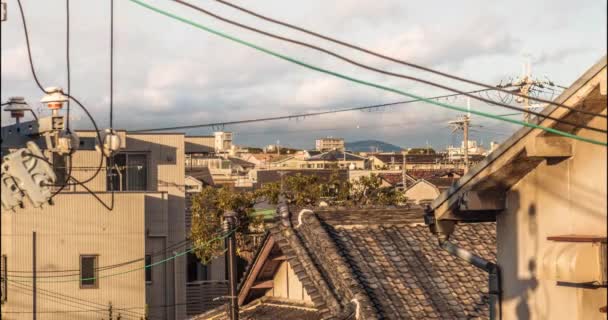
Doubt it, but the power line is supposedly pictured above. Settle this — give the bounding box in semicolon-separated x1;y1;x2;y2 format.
132;89;495;132
6;282;148;319
9;229;233;283
211;0;606;119
6;238;192;276
167;0;605;134
110;0;115;129
236;118;453;136
65;0;71;131
15;0;107;189
4;281;208;317
127;0;606;146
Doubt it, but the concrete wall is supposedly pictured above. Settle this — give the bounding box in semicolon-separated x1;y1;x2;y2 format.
185;136;215;154
498;110;607;320
1;132;189;320
127;133;187;320
1;192;147;320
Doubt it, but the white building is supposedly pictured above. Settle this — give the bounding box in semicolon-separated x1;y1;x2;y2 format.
214;131;233;153
315;137;345;152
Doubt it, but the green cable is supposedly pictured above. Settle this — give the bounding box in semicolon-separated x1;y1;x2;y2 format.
9;229;235;283
127;0;606;147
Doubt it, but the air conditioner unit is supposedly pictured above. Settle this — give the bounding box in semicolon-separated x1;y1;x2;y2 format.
541;238;607;284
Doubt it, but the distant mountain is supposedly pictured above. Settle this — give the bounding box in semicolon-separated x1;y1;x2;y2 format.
345;140;403;153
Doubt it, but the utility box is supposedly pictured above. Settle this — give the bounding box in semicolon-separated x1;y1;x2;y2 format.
541;236;607;284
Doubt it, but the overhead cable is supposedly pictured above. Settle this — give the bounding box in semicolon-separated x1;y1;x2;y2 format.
9;228;234;283
15;0;107;188
127;0;606;146
167;0;605;134
132;89;495;132
211;0;606;119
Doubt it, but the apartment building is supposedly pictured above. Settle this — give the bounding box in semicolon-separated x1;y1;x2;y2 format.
315;137;345;152
1;130;188;320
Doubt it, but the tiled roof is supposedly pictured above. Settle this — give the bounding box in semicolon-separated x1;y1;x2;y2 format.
377;173;417;186
187;167;214;186
263;207;495;319
425;177;458;191
194;297;321;320
227;156;256;169
372;154;446;164
307;150;366;161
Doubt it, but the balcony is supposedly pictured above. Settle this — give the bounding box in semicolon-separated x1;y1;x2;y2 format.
186;280;229;317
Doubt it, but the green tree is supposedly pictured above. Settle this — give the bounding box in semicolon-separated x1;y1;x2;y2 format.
190;173;406;263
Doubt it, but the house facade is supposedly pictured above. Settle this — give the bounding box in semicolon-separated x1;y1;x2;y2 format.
1;131;188;320
427;57;607;320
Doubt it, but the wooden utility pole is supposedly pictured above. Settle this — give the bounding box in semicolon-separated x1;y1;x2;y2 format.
223;212;239;320
463;115;470;174
449;98;472;174
402;152;407;189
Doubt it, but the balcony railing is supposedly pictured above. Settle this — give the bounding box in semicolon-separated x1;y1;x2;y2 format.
186;280;229;317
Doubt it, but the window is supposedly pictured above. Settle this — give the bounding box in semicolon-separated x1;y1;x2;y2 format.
53;153;69;187
145;255;152;283
107;153;148;191
80;255;98;288
187;253;208;282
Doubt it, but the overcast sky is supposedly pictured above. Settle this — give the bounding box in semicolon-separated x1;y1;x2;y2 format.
1;0;606;150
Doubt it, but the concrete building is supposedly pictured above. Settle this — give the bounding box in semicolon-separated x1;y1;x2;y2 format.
1;131;188;320
315;137;345;152
213;132;233;154
426;57;607;319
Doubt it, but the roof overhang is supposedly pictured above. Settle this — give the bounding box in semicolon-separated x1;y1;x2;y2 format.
430;56;607;222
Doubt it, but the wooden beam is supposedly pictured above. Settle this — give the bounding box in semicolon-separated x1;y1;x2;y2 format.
238;236;275;306
251;280;274;289
526;136;572;158
547;235;607;243
271;255;287;261
600;71;606;96
458;190;505;211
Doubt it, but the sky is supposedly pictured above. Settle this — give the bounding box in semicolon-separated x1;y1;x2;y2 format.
1;0;606;150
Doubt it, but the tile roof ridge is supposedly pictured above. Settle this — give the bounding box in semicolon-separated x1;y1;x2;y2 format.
267;210;343;316
295;208;380;319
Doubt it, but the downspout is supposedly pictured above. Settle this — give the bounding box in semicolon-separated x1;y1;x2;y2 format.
440;240;502;320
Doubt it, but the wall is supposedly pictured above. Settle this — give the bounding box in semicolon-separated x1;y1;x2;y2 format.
265;261;311;302
404;181;440;204
1;192;147;320
498;110;607;320
126;133;187;320
185;136;215;154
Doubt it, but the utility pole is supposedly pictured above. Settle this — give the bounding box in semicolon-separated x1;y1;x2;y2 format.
276;140;280;156
449;98;471;174
32;231;37;320
223;211;239;320
499;59;557;123
463;116;470;173
402;151;407;190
